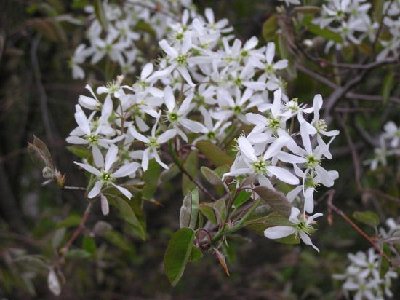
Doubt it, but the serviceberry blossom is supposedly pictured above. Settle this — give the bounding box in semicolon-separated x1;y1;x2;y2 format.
365;121;400;170
313;0;377;50
71;0;195;79
67;5;339;254
334;248;398;299
264;207;323;251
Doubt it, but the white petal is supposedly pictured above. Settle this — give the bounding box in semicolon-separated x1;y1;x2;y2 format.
75;105;91;135
158;129;177;144
238;136;257;162
113;162;140;178
299;231;319;252
88;180;103;198
180;118;207;133
104;145;118;172
141;63;153;80
164;86;176;112
74;161;101;176
268;166;299;185
264;226;295;239
100;193;109;215
112;183;132;199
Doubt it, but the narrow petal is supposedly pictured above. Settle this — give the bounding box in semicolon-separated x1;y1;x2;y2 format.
88;180;103;198
264;226;296;239
112;183;132;199
74;161;101;176
268;166;299;185
113;162;140;178
100;193;109;215
104;145;118;172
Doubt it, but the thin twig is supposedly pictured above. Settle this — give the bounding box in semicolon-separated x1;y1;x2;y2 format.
168;140;217;202
31;34;53;142
326;192;390;262
59;200;93;256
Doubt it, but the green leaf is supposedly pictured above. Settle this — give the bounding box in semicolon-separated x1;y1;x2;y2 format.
201;166;225;188
254;186;292;217
52;228;66;250
108;196;146;240
199;204;217;224
56;215;81;228
134;20;156;37
190;246;203;262
233;191;251;209
94;0;108;29
104;230;134;254
196;140;234;167
262;14;278;41
353;211;380;227
142;159;161;200
182;150;199;195
382;70;394;104
214;197;227;226
303;16;343;43
245;212;292;235
164;228;195;286
179;189;199;229
67;146;90;160
82;236;96;255
66;249;91;259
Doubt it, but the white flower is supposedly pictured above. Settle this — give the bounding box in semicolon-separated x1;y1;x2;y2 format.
74;145;140;202
129;115;177;170
264;207;323;252
224;135;299;187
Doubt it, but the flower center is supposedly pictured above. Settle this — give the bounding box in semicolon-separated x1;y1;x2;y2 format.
168;112;179;122
176;54;187;65
87;134;98;144
207;131;216;139
252;158;268;174
306;155;320;169
101;172;112;182
147;137;159;149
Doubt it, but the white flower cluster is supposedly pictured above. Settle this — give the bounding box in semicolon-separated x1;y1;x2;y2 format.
225;90;339;250
313;0;377;50
67;6;339;251
377;0;400;61
365;121;400;170
71;0;194;79
334;219;400;299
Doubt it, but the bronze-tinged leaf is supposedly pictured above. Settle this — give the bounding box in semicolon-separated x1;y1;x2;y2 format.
28;135;54;169
214;248;230;276
253;186;292;217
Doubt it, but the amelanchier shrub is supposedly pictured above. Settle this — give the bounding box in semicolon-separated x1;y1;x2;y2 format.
24;0;400;298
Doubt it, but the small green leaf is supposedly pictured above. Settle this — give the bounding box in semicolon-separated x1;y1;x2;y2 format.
214;197;227;226
233;191;251;209
201;166;225;187
66;249;91;259
190;246;203;262
108;196;146;240
277;234;300;245
245;212;292;235
67;146;90;160
353;211;380;227
104;230;134;254
196;140;234;167
179;189;199;229
164;228;195;286
303;16;343;43
82;236;96;255
382;70;394;104
94;0;108;29
199;204;217;224
254;186;292;217
56;215;81;228
182;151;199;195
52;228;66;250
142;159;161;200
262;14;278;41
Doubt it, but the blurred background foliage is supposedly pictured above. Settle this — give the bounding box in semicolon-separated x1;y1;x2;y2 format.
0;0;399;299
